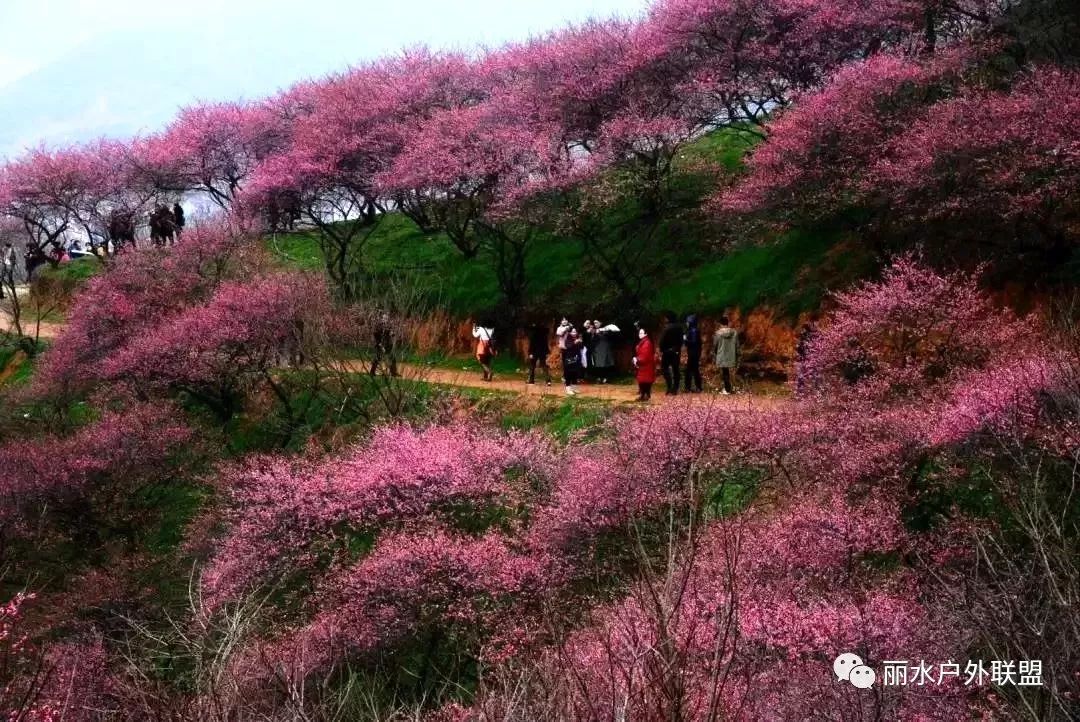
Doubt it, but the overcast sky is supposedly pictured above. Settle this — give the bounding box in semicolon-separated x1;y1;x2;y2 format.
0;0;647;160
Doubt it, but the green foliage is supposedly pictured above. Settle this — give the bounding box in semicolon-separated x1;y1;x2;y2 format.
32;257;102;307
0;344;34;388
655;225;872;317
703;465;763;519
264;128;864;322
135;480;209;556
903;456;1006;533
36;256;102;284
500;398;612;441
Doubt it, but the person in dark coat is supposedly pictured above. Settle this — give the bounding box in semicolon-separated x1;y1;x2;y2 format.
589;320;616;383
633;328;656;401
659;311;684;395
172;203;186;237
562;329;584;396
369;311;399;377
527;323;552;386
683;314;703;393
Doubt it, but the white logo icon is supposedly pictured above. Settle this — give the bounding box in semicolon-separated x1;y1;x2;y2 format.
849;665;877;689
833;652;863;682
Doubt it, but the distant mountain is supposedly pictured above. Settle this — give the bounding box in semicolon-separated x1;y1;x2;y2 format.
0;0;645;160
0;23;353;159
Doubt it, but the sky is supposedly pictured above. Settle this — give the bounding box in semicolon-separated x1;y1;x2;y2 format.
0;0;648;160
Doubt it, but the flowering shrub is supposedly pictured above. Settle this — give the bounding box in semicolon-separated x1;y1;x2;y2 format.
0;404;193;546
800;256;1032;406
33;223;252;401
260;529;553;684
99;272;325;419
202;422;554;608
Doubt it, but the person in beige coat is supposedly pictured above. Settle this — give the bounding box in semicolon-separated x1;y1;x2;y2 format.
713;316;739;394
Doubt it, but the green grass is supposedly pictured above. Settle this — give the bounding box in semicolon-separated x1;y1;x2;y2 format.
270;214;581;318
266;128;868;325
38;256;103;283
0;339;49;389
654;225;873;317
500;398;613;441
136;480;209;556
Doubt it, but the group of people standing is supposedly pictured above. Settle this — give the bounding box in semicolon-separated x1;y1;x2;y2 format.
471;313;740;400
541;318;619;394
634;312;738;401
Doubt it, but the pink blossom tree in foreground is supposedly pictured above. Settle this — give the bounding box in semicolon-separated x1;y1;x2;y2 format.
0;403;194;567
32;223;251;405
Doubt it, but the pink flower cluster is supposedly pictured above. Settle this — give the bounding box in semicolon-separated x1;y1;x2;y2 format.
33;222;250;400
201;422;555;608
0;404;193;535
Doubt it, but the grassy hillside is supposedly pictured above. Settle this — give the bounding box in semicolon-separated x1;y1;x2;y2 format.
268;131;872;324
272;216;867;322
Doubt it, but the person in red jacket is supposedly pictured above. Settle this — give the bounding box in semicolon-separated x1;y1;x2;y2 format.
633;327;656;401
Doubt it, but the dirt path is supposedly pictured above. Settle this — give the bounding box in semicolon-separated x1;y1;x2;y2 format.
1;286;65;340
3;307;789;409
0;311;64;339
346;360;790;409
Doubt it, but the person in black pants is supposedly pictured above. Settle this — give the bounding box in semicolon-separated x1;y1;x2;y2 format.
369;311;399;377
527;323;552;385
683;313;703;392
659;311;684;395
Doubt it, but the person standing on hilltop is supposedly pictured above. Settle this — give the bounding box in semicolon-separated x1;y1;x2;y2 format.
633;326;656;401
684;314;703;393
713;315;740;395
473;324;496;382
527;323;552;386
659;311;684;395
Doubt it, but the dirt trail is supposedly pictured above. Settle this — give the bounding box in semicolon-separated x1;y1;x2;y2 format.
3;306;789;409
1;287;65;340
346;361;790;409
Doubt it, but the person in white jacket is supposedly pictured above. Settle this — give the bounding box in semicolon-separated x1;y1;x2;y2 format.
0;243;15;299
472;325;496;381
555;318;573;351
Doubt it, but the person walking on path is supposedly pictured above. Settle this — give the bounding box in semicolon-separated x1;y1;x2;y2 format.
0;243;15;299
473;324;496;382
683;314;703;393
561;329;584;395
369;311;400;377
589;320;616;383
633;327;656;401
527;323;552;386
713;315;739;395
659;311;684;395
